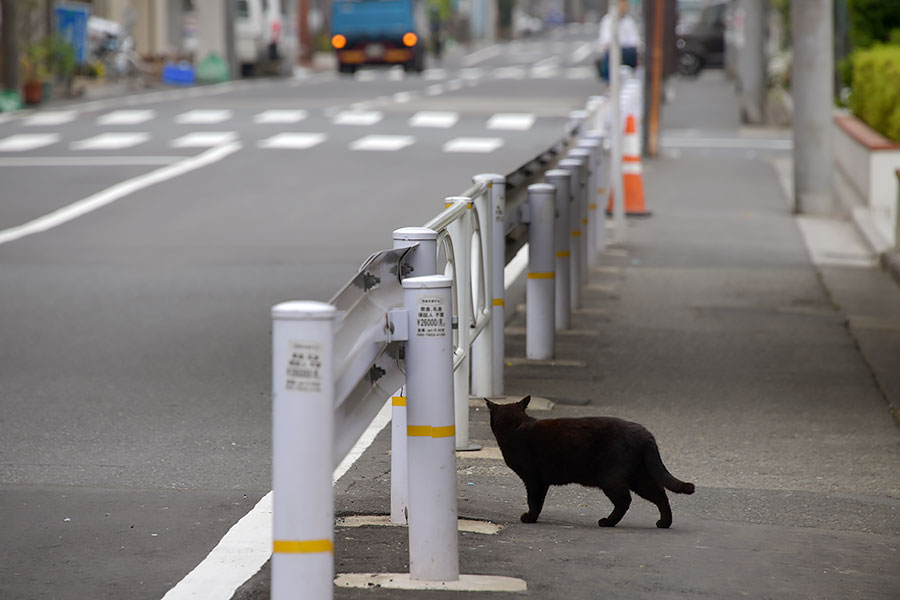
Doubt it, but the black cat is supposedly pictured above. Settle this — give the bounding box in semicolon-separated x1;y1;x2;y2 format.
485;396;695;528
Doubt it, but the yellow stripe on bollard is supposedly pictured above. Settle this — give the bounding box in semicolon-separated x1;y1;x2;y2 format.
408;425;456;438
273;539;334;554
431;425;456;438
571;230;582;237
492;298;505;307
556;251;571;258
392;396;407;406
527;272;555;279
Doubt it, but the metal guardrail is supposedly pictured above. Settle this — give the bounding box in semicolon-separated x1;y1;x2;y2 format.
269;87;626;598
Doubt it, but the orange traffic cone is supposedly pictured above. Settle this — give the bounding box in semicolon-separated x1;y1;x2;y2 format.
606;113;651;217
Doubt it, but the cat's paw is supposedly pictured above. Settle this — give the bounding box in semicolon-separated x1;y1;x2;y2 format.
520;512;538;523
598;518;616;527
656;519;671;529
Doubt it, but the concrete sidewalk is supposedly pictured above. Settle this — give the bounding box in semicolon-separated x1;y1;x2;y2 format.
234;72;900;599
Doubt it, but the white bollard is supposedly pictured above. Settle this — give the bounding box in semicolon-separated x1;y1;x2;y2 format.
545;169;572;332
271;301;336;600
473;173;506;397
557;158;584;311
576;139;601;268
391;227;438;525
526;183;556;360
403;275;459;582
566;149;591;289
584;130;609;253
569;109;589;138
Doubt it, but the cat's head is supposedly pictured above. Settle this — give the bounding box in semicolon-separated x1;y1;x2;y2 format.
484;396;531;432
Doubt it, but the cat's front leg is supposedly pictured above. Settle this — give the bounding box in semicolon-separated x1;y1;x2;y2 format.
521;481;549;523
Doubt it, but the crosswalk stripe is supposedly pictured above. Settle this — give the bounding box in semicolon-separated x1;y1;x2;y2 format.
443;137;503;153
97;110;156;125
170;132;238;148
487;113;536;131
350;135;414;151
71;132;150;150
23;111;78;126
254;110;308;124
332;110;383;126
258;133;326;149
409;111;459;128
0;133;61;152
175;109;233;125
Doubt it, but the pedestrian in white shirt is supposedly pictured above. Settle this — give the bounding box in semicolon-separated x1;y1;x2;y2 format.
596;0;641;81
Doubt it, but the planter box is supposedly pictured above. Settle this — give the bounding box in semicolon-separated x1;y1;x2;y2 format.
832;112;900;251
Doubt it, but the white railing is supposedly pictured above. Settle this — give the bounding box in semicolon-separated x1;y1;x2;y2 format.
268;84;639;598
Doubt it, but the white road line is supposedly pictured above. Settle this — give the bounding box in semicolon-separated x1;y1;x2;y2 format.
253;110;308;124
571;42;593;64
257;132;326;149
332;110;383;126
0;133;60;152
71;132;150;150
23;111;78;126
487;113;536;131
350;135;414;151
0;142;241;246
566;66;595;80
97;109;156;125
409;111;459;128
424;68;447;80
175;109;233;124
0;156;184;167
443;137;504;153
492;66;526;80
425;84;445;96
160;248;531;600
171;132;238;148
463;44;501;66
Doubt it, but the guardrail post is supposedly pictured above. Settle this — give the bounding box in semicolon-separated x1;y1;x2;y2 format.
402;275;459;582
391;227;438;525
271;301;336;600
568;147;594;273
472;173;506;398
558;157;585;310
577;138;602;266
443;196;478;451
526;183;556;360
545;169;572;331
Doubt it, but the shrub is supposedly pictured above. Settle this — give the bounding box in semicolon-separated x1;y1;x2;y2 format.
847;0;900;49
849;44;900;141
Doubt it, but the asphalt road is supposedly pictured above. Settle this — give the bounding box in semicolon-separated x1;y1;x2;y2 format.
0;26;602;600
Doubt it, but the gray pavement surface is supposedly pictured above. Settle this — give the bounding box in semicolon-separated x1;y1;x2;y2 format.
233;72;900;598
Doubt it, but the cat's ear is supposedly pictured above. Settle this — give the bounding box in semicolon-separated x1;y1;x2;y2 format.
519;396;531;410
484;398;498;412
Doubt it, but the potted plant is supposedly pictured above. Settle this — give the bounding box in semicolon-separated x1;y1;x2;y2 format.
20;41;49;105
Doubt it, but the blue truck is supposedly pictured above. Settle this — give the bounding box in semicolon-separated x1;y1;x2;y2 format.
330;0;429;74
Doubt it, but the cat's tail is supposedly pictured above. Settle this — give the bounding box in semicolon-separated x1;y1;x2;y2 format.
645;444;695;494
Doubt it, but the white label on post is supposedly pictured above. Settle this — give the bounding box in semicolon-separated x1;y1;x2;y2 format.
286;340;324;393
416;296;447;337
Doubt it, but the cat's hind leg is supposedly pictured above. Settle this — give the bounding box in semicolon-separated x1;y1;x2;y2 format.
521;481;549;523
598;487;631;527
633;479;673;528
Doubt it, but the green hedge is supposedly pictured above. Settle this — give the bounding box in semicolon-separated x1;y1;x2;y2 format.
850;45;900;142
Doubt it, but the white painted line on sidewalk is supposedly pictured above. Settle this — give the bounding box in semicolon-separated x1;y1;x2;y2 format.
71;132;150;150
0;142;241;246
0;133;60;152
350;135;414;151
23;111;77;126
443;137;503;153
257;132;326;149
97;109;156;125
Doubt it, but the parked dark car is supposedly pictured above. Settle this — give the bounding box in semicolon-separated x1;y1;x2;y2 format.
675;1;727;76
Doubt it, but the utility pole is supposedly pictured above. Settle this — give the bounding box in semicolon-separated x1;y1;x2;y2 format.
1;0;20;93
609;1;625;243
646;0;665;157
298;0;312;66
738;0;767;124
791;0;834;214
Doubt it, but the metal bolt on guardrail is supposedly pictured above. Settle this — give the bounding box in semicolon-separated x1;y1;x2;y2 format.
526;183;557;360
545;169;573;331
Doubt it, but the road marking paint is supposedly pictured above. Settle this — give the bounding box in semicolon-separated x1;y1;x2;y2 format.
0;133;60;152
487;113;536;131
257;132;326;149
335;573;527;592
253;109;308;124
161;400;393;600
409;111;459;128
175;109;233;124
0;156;184;167
424;68;447;80
393;91;414;103
350;135;414;151
443;137;503;153
97;109;156;125
23;111;77;126
0;142;241;246
571;42;593;63
425;84;445;96
70;132;150;150
462;44;501;66
170;132;238;148
459;68;483;80
566;66;595;79
332;110;383;126
336;515;502;534
492;66;526;80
